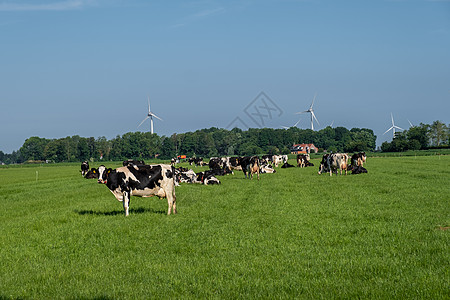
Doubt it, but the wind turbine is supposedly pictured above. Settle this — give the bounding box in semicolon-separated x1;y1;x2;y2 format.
383;113;404;138
281;118;301;129
296;93;320;130
138;96;163;134
407;119;414;128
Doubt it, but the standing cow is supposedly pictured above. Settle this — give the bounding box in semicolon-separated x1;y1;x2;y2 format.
351;152;367;167
97;164;177;216
239;156;260;180
318;153;348;176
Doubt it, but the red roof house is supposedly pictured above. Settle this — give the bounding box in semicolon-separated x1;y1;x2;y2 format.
290;143;318;154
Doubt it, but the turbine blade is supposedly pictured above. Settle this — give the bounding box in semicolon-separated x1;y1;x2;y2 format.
383;126;393;135
394;125;404;130
152;114;163;121
138;116;149;128
391;113;395;126
312;112;319;125
293;119;301;127
408;119;413;127
310;93;317;109
295;111;308;114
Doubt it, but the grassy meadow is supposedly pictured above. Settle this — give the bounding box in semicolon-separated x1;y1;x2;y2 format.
0;155;449;299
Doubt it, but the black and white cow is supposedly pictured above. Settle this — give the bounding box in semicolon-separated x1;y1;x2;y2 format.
351;152;367;167
97;164;176;216
296;154;308;168
260;164;276;174
229;157;243;171
84;168;99;179
239;156;260;180
123;159;146;167
318;153;348;176
318;154;331;175
194;172;221;185
81;161;90;177
188;157;204;166
170;158;177;166
261;155;274;165
209;157;232;173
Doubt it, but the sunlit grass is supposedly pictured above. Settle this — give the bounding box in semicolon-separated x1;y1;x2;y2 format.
0;156;448;298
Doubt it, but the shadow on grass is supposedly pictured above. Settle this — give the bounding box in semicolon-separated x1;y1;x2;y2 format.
75;207;166;216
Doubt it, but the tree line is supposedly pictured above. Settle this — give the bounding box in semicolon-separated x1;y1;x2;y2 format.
0;121;447;164
380;120;449;152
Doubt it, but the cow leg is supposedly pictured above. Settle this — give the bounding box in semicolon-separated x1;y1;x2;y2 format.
172;192;177;214
166;192;177;215
123;191;130;216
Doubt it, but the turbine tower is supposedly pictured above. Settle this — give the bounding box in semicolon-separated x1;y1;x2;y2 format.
296;93;319;130
383;113;403;138
138;96;163;134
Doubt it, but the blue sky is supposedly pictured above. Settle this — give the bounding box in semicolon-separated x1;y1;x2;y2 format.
1;0;449;153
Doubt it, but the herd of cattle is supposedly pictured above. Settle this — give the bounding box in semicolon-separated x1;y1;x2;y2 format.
80;152;367;216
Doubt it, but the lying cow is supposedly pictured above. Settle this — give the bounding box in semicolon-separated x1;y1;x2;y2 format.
297;154;309;168
175;169;197;184
209;157;232;173
348;165;368;175
81;161;90;177
123;159;146;167
97;164;176;216
260;164;276;174
194;172;221;185
188;157;205;166
84;168;99;179
281;162;295;168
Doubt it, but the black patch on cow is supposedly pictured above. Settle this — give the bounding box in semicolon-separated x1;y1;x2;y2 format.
124;165;164;191
165;168;174;179
281;162;295;168
103;169;125;192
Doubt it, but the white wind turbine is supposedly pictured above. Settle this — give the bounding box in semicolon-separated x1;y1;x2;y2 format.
296;93;320;130
281;118;301;129
138;96;163;134
383;113;404;138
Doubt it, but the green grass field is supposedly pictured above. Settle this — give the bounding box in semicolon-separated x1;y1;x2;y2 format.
1;156;448;299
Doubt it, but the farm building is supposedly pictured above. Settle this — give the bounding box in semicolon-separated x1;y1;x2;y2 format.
290;143;318;154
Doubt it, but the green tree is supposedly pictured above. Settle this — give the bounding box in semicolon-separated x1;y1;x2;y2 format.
44;139;66;162
20;137;49;161
429;120;449;146
406;124;429;149
77;138;90;161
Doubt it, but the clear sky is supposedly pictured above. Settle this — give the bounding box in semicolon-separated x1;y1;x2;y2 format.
1;0;449;153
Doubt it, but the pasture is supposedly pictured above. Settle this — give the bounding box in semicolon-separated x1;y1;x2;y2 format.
0;155;448;299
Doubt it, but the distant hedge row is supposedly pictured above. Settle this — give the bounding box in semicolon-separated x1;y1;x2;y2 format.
1;126;377;164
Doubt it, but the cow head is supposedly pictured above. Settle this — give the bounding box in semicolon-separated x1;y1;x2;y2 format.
84;168;99;179
97;165;112;184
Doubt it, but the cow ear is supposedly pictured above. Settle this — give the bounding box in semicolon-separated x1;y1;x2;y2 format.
107;168;112;173
93;169;96;173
